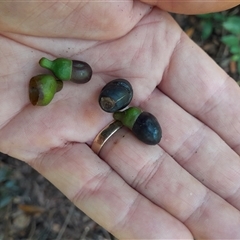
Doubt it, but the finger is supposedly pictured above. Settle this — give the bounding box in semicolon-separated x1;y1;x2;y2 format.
0;1;149;39
28;144;192;239
140;0;240;14
99;92;240;239
159;28;240;155
146;89;240;210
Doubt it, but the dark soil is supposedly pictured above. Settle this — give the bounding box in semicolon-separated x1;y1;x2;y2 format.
1;6;239;240
0;154;116;240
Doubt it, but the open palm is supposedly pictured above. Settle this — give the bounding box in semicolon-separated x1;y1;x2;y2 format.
1;2;240;239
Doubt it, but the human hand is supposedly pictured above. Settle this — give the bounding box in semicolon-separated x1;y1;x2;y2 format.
0;1;239;39
1;1;240;239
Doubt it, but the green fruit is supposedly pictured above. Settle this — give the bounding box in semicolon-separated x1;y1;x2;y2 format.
99;79;133;113
29;74;60;106
113;107;162;145
39;57;92;83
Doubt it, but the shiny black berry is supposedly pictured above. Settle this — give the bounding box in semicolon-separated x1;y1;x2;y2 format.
99;79;133;113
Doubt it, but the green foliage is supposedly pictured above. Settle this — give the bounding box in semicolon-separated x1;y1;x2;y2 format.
0;166;20;209
197;13;226;40
197;13;240;73
223;16;240;35
200;20;213;40
221;16;240;73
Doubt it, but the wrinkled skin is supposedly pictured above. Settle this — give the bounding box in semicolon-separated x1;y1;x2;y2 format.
1;1;240;239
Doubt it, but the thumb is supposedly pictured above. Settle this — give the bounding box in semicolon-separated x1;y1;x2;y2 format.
140;0;239;14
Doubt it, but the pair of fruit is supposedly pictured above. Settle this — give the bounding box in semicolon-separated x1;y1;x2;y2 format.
29;57;92;106
98;79;162;145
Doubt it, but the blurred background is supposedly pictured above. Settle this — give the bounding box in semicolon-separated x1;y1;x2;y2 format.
1;5;240;240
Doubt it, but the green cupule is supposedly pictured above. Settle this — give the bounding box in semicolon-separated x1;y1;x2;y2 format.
29;74;62;106
39;57;72;81
113;107;142;129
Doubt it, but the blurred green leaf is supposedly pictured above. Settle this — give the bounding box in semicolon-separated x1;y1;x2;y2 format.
197;13;213;19
197;12;225;22
212;12;226;22
201;20;213;40
223;16;240;34
0;195;12;209
230;45;240;54
221;35;239;47
231;54;240;61
238;60;240;73
5;180;19;190
0;166;11;182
